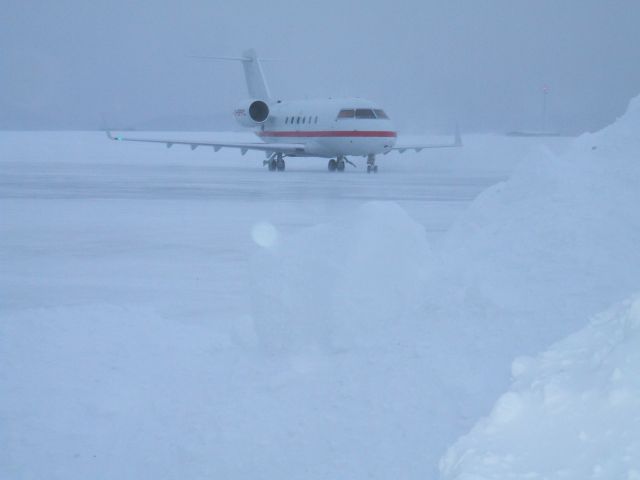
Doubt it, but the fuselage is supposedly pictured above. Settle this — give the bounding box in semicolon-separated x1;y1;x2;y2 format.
249;97;397;158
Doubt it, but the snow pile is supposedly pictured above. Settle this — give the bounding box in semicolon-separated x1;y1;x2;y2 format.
433;96;640;478
440;295;640;480
251;202;431;351
421;95;640;397
440;95;640;323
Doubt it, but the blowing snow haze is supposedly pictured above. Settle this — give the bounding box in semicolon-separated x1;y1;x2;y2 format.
1;1;640;133
4;2;640;479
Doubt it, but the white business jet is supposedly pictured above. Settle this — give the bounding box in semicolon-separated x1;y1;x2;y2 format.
107;49;461;173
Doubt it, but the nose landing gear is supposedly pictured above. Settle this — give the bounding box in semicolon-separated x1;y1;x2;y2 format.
366;154;378;173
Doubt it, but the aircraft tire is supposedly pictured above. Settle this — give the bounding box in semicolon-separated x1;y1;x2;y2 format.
328;159;337;172
276;158;285;171
337;160;345;172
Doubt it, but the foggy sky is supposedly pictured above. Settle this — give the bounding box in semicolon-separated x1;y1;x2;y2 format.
2;0;639;133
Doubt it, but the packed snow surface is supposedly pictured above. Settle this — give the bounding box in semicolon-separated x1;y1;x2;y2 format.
2;93;640;480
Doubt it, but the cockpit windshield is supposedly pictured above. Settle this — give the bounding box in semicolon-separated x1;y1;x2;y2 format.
337;109;355;119
337;108;389;120
374;109;389;119
355;109;376;119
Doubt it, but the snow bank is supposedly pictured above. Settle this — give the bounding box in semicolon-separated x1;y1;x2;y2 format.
421;95;640;398
440;295;640;480
433;96;640;477
250;201;431;352
440;96;640;322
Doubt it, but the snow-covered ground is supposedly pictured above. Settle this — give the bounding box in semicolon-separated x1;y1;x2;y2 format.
440;296;640;479
1;110;637;480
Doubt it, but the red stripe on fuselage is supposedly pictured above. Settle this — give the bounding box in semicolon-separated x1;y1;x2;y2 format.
257;130;397;138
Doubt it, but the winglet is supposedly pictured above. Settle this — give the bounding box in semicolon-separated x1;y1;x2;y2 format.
101;113;115;141
105;131;125;141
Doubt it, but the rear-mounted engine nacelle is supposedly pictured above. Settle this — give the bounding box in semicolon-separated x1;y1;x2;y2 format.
234;100;270;127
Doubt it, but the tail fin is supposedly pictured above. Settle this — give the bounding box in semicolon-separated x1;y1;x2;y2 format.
240;49;271;100
189;48;271;100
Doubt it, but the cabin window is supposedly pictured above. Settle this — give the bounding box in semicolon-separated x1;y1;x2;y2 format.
302;116;306;124
315;116;318;124
296;117;300;124
285;117;289;124
355;108;376;119
374;109;389;119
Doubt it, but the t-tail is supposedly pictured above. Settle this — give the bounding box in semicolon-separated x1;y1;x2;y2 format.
189;48;271;100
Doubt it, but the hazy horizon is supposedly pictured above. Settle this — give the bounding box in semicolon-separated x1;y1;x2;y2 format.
2;1;639;133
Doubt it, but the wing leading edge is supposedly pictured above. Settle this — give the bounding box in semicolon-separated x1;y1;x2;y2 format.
105;131;305;156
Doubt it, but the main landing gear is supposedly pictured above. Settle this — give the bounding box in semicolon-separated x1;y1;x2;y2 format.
366;154;378;174
265;153;286;171
328;156;349;172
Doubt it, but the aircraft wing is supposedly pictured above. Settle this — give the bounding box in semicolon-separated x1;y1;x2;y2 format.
105;131;306;155
391;126;462;153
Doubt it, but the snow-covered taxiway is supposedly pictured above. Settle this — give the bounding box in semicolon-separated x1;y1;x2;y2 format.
0;131;523;321
2;114;638;480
